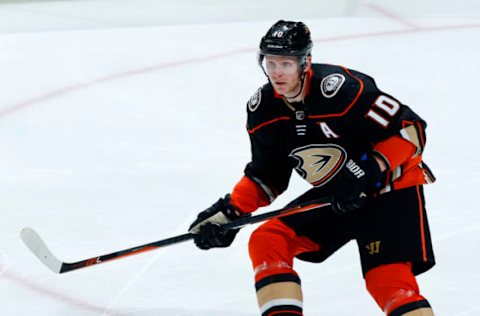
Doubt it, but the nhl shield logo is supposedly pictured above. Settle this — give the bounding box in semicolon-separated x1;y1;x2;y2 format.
295;111;305;120
321;74;345;98
290;144;347;187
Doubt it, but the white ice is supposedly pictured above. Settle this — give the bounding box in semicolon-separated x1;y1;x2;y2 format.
0;0;479;315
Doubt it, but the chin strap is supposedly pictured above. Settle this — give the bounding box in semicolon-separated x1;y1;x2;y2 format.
284;71;307;101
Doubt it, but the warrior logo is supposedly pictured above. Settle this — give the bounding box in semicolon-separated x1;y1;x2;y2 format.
248;88;262;112
321;74;345;98
290;144;347;187
366;241;382;255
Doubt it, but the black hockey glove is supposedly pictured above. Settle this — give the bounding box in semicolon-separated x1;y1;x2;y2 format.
330;153;384;214
188;194;246;250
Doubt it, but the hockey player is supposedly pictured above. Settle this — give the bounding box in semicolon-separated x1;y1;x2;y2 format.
189;20;436;316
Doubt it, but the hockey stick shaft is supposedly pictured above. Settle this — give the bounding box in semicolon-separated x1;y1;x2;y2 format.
21;197;331;273
223;197;331;230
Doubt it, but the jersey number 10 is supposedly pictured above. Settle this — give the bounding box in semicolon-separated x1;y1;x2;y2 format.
365;95;400;128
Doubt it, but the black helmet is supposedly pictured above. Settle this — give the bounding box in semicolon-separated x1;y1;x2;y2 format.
258;20;313;73
259;20;313;58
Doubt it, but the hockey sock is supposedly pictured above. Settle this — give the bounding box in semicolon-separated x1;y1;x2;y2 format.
255;272;303;316
249;219;319;283
388;299;431;316
365;262;430;315
249;219;319;316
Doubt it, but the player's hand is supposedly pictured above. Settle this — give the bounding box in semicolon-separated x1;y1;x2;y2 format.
189;194;245;250
330;153;384;214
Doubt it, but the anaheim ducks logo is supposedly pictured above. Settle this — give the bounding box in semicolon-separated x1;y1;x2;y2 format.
290;144;347;187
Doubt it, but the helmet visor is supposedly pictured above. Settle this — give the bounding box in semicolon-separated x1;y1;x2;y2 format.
259;54;301;76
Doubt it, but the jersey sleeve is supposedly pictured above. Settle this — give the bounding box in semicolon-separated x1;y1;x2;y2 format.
230;88;292;214
244;128;292;198
345;72;428;171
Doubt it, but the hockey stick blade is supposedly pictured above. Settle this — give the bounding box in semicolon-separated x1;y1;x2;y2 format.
20;227;193;273
21;197;331;274
21;227;63;273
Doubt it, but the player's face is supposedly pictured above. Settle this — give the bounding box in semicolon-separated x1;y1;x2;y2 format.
264;55;303;98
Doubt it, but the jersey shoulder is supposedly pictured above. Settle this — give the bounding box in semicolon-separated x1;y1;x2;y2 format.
245;83;289;133
312;63;379;97
308;64;381;116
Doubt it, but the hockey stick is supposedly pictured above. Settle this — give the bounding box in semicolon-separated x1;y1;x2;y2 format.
20;197;331;274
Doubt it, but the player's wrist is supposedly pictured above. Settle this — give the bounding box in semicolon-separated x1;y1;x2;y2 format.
222;194;244;219
373;154;388;172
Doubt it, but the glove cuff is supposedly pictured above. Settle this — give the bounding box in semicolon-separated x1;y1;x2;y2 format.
222;194;242;220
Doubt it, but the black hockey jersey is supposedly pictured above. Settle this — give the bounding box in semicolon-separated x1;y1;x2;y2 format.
231;63;435;213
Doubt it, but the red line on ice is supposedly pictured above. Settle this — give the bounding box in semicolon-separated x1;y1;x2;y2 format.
0;23;479;120
362;2;422;30
1;21;479;312
0;264;116;314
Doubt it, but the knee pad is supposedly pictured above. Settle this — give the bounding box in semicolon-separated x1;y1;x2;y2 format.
365;263;430;315
249;219;319;283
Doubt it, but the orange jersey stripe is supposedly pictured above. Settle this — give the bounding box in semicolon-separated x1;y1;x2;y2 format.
416;185;428;262
416;121;426;148
247;116;291;134
374;135;417;170
308;66;364;119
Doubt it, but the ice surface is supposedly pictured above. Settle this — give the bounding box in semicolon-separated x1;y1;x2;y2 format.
0;0;479;315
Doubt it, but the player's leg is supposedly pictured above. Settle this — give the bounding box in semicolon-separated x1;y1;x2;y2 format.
365;262;433;315
358;185;435;315
249;186;352;315
249;218;319;316
400;309;433;315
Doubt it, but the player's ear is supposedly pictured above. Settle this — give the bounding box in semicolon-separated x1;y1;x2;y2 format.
304;55;312;73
